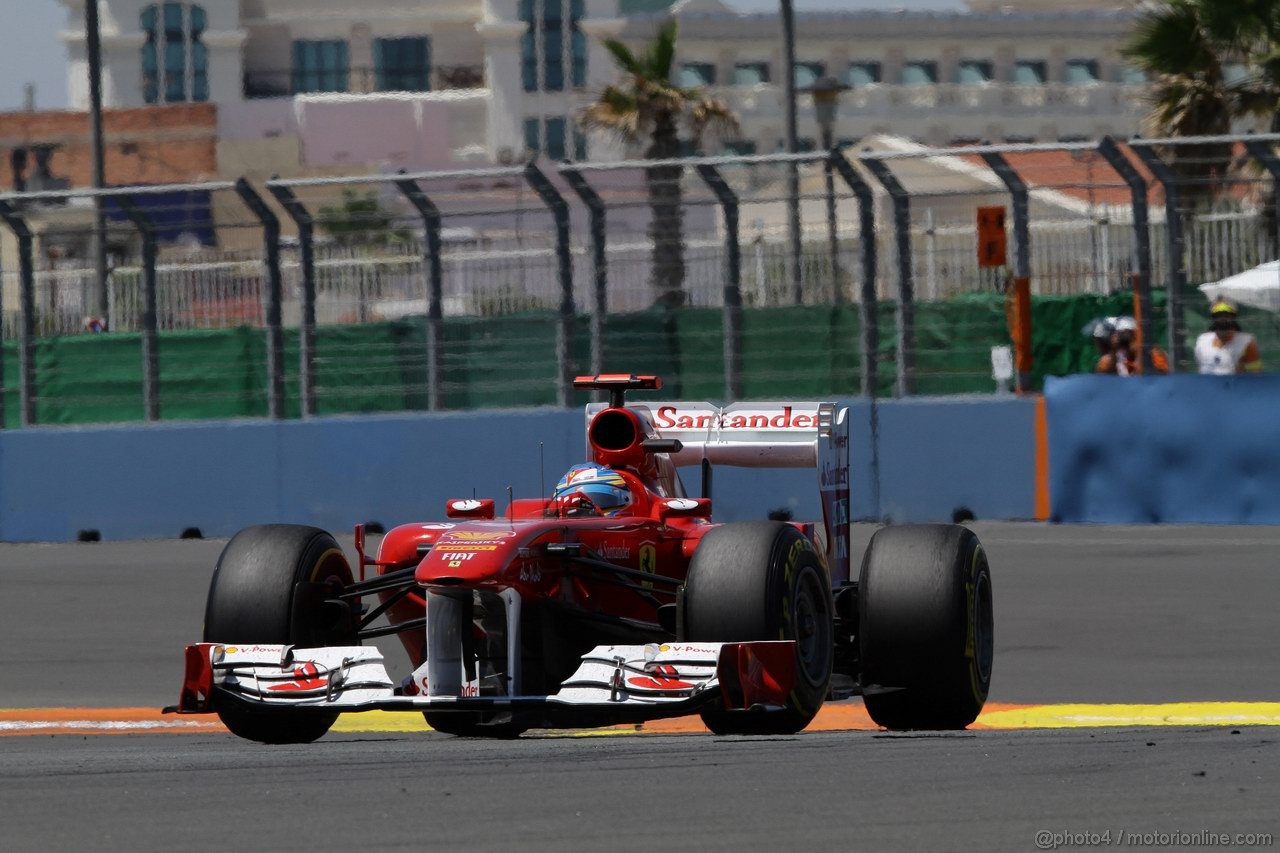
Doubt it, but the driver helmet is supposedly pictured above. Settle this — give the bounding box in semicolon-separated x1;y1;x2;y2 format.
553;464;633;516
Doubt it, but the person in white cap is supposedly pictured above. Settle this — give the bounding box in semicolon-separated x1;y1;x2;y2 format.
1096;316;1168;375
1195;301;1262;375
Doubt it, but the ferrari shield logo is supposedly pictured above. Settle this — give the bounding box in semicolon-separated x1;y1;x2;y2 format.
639;543;656;590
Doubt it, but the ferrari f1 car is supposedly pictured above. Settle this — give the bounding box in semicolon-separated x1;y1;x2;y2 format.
169;374;994;742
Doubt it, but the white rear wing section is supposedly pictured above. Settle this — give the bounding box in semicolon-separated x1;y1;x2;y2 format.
585;401;853;584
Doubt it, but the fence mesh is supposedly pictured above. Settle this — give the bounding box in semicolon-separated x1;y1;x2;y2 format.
2;136;1279;428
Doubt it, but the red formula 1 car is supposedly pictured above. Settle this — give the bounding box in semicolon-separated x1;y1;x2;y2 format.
169;375;994;742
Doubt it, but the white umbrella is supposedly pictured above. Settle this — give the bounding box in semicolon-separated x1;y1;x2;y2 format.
1198;260;1280;312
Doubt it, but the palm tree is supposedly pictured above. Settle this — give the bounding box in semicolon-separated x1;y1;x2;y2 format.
1124;0;1238;201
580;19;737;308
1124;0;1280;201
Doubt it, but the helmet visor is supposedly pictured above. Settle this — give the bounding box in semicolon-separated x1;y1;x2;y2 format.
573;482;631;510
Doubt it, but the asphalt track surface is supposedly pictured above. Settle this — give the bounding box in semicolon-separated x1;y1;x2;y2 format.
2;523;1279;851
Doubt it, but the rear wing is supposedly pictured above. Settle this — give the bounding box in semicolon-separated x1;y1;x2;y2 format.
585;400;852;584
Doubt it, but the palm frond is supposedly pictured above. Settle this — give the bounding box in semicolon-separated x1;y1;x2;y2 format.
602;38;643;77
578;85;646;143
1124;0;1220;77
646;19;679;80
686;96;739;143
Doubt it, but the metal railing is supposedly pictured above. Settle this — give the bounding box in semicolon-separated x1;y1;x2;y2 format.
3;133;1280;428
243;65;486;99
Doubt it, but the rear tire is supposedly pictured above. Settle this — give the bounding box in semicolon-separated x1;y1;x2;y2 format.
684;522;832;735
203;524;356;744
858;524;994;730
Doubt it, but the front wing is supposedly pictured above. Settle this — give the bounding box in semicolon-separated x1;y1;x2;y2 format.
169;640;796;728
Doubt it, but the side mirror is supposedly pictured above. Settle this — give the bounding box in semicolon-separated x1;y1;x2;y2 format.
446;498;496;519
657;497;712;522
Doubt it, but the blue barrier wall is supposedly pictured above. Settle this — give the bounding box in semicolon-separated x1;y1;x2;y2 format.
1046;374;1280;523
0;397;1038;542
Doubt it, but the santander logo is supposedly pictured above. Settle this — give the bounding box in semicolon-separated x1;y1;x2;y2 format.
653;405;818;431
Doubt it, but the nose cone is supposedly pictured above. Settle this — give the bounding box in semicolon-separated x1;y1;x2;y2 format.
415;528;519;588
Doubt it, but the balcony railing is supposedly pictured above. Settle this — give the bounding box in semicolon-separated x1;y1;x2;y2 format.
244;65;486;99
717;81;1147;119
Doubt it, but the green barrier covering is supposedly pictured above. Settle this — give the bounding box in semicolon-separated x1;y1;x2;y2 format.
2;342;15;430
2;290;1276;428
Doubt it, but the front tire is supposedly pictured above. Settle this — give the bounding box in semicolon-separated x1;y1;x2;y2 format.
684;521;833;735
858;524;994;730
203;524;356;744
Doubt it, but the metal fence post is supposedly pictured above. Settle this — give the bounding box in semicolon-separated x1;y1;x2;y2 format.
0;235;4;429
266;182;317;416
560;167;607;394
695;163;743;401
392;175;446;412
0;201;37;426
981;151;1035;391
114;196;161;422
825;149;843;305
1097;137;1155;374
828;153;881;520
861;156;915;397
1244;138;1280;276
523;162;574;407
1130;143;1188;371
235;179;286;419
829;154;878;398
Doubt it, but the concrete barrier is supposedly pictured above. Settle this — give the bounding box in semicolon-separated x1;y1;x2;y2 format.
1045;374;1280;523
0;396;1041;542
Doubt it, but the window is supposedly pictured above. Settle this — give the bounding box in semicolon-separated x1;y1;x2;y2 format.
524;117;540;157
141;3;207;104
521;0;586;93
525;117;582;160
375;37;431;92
293;40;349;93
1224;63;1250;83
846;62;881;89
1013;61;1046;85
793;62;825;88
956;61;992;86
678;62;716;87
732;63;769;86
901;62;937;86
1064;60;1099;85
1119;65;1148;85
723;139;757;156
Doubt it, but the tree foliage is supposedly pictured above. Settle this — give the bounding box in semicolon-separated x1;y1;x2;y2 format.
319;189;410;247
1124;0;1280;203
579;20;737;306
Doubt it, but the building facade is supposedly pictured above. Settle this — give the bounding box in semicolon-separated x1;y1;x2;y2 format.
54;0;1146;169
649;1;1145;149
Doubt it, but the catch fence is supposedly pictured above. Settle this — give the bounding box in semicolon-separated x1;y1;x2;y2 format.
2;133;1279;427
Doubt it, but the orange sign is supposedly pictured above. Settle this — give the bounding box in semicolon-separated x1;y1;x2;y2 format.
977;206;1008;268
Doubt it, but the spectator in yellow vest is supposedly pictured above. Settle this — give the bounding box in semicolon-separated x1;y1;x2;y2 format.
1195;301;1262;375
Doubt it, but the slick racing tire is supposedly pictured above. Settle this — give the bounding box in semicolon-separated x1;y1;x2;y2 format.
858;524;994;731
203;525;356;744
684;521;833;735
